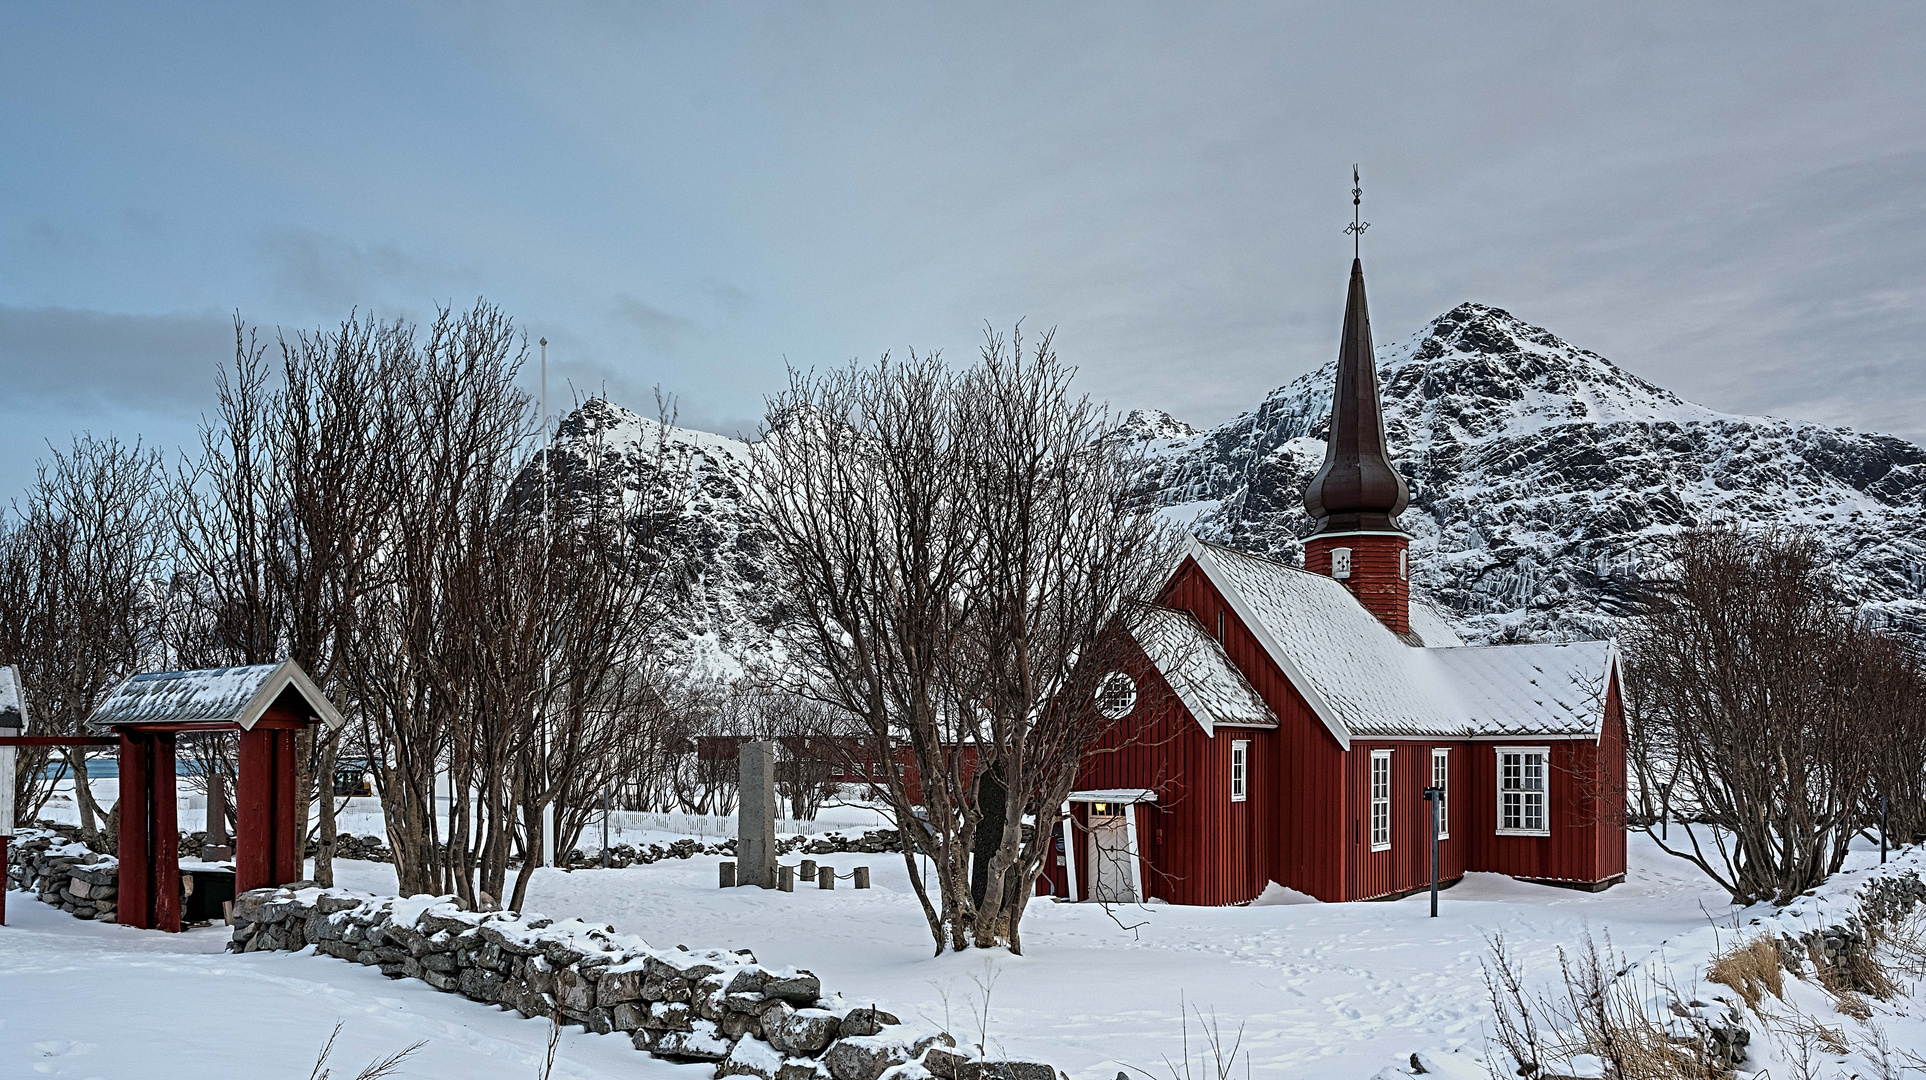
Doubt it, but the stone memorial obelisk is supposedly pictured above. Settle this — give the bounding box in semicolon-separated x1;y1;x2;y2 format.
737;740;777;888
202;777;232;861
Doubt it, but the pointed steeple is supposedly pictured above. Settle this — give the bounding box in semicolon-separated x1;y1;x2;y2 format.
1302;256;1410;535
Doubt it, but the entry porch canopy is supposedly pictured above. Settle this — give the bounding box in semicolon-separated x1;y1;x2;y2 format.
1060;788;1156;904
89;660;343;932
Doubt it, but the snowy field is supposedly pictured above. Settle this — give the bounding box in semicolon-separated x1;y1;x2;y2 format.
5;825;1920;1079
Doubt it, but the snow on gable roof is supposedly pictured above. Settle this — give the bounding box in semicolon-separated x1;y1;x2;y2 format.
0;666;24;730
1408;601;1465;648
89;660;343;731
1186;541;1612;743
1427;642;1615;738
1127;606;1276;736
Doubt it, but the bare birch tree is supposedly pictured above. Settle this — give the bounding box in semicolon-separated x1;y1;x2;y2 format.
750;330;1173;954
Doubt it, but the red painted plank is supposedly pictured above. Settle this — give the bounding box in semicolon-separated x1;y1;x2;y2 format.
117;733;151;929
235;728;272;893
152;733;181;933
273;729;299;885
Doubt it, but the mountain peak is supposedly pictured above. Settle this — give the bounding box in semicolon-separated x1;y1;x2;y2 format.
1115;408;1199;442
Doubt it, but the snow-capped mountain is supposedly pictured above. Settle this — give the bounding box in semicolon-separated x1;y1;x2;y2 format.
541;303;1926;673
537;397;780;678
1124;302;1926;644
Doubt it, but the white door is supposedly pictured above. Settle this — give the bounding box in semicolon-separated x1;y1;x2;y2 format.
1088;810;1138;903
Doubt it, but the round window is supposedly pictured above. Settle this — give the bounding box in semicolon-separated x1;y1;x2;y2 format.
1094;670;1138;720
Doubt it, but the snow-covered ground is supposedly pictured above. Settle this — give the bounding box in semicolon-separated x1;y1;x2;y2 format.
6;826;1919;1079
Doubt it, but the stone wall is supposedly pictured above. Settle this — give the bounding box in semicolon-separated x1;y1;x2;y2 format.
6;830;119;922
230;884;1063;1080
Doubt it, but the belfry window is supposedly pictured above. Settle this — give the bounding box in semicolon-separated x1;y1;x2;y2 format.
1332;547;1353;580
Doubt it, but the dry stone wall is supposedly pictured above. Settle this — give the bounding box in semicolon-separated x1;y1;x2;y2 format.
230;884;1064;1080
6;830;119;922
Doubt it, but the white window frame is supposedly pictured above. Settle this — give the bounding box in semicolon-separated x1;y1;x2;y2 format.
1331;547;1353;580
1431;748;1450;840
1496;746;1551;837
1399;549;1409;581
1368;749;1392;851
1230;741;1249;802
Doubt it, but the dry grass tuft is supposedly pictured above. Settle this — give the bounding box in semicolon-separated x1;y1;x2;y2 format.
1706;935;1784;1012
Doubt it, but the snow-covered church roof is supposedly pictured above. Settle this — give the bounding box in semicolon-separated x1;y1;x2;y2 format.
89;660;343;731
1126;605;1276;735
1186;541;1615;747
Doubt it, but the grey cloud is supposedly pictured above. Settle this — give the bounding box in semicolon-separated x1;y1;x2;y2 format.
257;229;479;314
0;305;232;413
611;295;702;356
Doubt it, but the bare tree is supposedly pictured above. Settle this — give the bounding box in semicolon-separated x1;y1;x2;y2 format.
1623;526;1914;904
750;330;1174;954
8;436;167;845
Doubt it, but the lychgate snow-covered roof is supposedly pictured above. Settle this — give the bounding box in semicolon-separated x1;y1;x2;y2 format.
1186;541;1614;745
0;665;24;730
88;660;343;731
1127;606;1276;735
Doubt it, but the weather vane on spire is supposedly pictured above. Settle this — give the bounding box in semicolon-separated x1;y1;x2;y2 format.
1345;164;1370;257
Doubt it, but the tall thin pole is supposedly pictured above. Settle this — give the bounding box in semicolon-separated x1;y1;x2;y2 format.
1425;787;1440;917
601;785;611;868
1881;793;1889;864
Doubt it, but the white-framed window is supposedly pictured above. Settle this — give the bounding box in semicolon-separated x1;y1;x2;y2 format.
1331;547;1353;580
1368;749;1391;850
1431;748;1450;839
1230;741;1249;802
1399;549;1409;581
1497;747;1550;836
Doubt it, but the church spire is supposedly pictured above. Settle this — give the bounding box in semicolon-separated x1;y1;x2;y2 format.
1302;168;1409;536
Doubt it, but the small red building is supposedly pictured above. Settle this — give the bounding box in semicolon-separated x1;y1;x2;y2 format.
1044;254;1626;905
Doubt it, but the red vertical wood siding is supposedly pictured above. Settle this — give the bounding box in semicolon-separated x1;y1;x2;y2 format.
235;728;274;893
117;732;152;929
151;732;181;932
1303;534;1410;636
1467;683;1624;887
1342;741;1474;900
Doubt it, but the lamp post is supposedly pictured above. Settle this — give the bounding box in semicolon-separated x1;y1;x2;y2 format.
1421;785;1442;918
601;785;611;869
1660;781;1673;842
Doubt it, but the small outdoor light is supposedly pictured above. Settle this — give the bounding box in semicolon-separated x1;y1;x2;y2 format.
1421;785;1444;917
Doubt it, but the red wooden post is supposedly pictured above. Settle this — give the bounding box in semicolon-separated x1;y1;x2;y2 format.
273;729;299;885
117;732;152;930
235;728;273;893
151;733;181;932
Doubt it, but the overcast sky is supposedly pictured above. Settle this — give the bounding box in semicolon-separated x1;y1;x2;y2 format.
3;3;1924;498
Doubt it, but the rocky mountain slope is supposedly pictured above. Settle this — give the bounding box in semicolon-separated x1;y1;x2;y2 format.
1123;302;1926;644
542;303;1926;673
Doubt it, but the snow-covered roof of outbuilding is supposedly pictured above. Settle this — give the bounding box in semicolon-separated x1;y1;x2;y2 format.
0;666;24;731
1126;605;1276;735
88;660;343;731
1184;541;1614;746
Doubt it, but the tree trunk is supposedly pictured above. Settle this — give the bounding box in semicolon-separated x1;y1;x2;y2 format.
313;731;339;887
67;749;103;846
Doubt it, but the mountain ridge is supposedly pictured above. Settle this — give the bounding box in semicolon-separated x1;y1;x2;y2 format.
540;301;1926;674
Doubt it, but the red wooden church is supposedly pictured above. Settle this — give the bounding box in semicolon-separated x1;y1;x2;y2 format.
1044;254;1626;905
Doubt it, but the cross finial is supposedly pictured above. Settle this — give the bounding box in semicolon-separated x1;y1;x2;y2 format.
1345;164;1370;257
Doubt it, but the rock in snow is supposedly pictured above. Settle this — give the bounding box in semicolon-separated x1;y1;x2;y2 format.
536;302;1926;668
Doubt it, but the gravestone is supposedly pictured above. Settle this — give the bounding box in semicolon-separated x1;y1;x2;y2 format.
737;740;777;888
202;779;232;861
